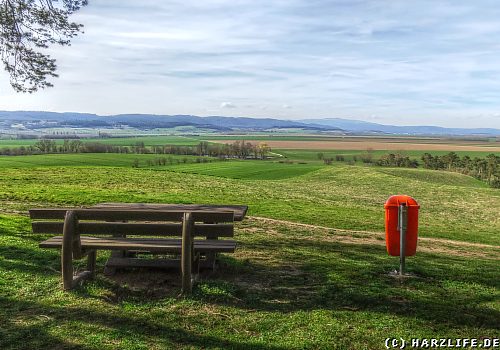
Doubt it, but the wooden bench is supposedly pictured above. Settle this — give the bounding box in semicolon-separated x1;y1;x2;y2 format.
29;208;236;293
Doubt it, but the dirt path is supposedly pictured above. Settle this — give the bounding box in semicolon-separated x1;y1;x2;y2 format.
247;216;500;255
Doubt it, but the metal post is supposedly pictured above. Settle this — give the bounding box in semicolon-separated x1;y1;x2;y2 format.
398;204;408;276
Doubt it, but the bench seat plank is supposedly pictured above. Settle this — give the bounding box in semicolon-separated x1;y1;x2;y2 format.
40;236;237;253
31;222;234;236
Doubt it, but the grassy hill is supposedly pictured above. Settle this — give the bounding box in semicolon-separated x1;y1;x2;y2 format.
0;159;497;244
168;161;322;180
0;157;498;349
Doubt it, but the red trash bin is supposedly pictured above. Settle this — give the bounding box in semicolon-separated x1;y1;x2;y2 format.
384;195;420;256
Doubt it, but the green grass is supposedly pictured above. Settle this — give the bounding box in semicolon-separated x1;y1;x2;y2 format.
0;153;212;168
0;153;498;349
0;135;201;148
0;139;41;148
277;149;499;164
0;214;498;349
85;136;201;146
167;161;322;180
0;163;498;245
375;168;488;188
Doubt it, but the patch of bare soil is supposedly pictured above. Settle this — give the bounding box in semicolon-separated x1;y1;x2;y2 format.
97;266;230;301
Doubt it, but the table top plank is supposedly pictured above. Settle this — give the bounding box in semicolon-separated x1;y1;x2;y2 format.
92;203;248;221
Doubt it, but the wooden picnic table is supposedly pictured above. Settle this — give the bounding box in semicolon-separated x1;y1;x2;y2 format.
92;203;248;275
31;203;248;293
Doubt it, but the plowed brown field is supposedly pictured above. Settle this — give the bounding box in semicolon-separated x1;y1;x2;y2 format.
213;140;500;152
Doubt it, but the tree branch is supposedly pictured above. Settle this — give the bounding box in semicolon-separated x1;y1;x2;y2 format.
0;0;86;92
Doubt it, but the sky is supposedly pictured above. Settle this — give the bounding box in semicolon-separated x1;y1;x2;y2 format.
1;0;500;128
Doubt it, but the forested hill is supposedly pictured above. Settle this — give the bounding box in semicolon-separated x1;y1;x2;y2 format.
0;111;339;132
1;111;500;135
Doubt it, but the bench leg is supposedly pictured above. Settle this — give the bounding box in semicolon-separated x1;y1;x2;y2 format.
62;210;76;290
104;221;126;276
193;252;200;275
62;249;74;291
87;250;97;278
103;266;116;276
62;250;96;290
205;252;217;271
205;230;219;271
181;213;194;295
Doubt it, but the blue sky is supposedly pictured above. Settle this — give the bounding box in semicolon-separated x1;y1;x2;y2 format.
1;0;500;128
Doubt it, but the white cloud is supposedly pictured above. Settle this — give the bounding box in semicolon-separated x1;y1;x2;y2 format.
115;30;206;41
220;102;237;109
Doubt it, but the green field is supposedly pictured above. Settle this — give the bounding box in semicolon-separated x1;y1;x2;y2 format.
167;160;322;180
276;149;499;163
0;135;200;148
0;153;210;168
0;143;499;349
87;135;201;146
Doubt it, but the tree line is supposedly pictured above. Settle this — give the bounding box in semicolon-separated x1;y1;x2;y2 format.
0;139;271;159
132;156;214;168
421;152;500;188
318;150;418;167
318;150;499;188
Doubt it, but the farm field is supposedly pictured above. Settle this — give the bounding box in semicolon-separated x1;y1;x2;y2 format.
88;135;201;146
275;149;500;163
212;139;500;152
0;135;200;148
0;153;208;168
200;134;500;144
167;160;322;180
0;136;498;349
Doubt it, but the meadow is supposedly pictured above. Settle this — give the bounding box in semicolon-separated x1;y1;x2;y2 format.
275;148;499;163
0;153;207;168
0;135;200;148
0;136;498;349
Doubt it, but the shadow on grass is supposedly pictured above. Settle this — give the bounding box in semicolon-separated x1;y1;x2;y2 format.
0;244;60;275
1;226;499;345
0;296;289;350
194;238;500;331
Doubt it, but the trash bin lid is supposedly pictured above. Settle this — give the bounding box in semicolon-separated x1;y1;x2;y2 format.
384;195;420;208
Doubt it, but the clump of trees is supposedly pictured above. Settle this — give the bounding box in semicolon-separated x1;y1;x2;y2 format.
421;152;500;188
132;156;214;168
318;153;345;164
360;148;374;163
0;139;272;160
377;153;419;168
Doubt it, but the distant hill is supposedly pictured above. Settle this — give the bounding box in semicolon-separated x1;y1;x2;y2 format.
299;118;500;136
1;111;499;136
0;111;340;132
